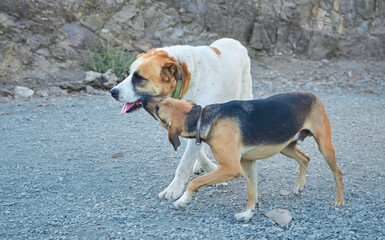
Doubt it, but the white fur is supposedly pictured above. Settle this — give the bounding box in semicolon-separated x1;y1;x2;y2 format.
235;209;254;222
174;191;193;209
115;38;253;199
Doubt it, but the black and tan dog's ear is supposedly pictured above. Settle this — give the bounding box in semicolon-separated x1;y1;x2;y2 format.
168;127;181;151
186;100;197;106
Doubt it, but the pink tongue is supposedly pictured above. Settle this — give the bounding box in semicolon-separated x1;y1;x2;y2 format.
121;102;136;114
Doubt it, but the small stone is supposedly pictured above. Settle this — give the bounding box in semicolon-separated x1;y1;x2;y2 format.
279;190;290;196
112;152;124;158
85;85;95;94
83;71;103;84
102;69;119;89
48;87;67;96
103;81;117;90
36;48;51;57
265;208;292;227
14;86;34;98
103;69;118;81
35;90;49;98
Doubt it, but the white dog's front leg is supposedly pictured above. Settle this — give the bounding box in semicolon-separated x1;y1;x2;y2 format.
174;191;193;209
193;143;218;174
158;139;201;200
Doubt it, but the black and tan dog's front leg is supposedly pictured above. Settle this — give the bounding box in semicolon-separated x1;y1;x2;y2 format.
174;133;243;209
235;160;258;222
173;163;242;209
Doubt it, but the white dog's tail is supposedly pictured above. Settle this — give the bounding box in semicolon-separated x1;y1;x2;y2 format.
241;55;253;100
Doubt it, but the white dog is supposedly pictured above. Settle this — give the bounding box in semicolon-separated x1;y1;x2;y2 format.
110;38;253;200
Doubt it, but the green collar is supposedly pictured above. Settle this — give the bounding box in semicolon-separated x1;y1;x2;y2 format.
171;79;183;99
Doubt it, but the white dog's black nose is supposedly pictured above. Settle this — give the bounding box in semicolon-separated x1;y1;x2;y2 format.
110;88;119;100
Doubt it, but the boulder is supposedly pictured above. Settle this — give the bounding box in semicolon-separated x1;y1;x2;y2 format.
60;22;101;49
80;14;104;32
1;0;384;95
14;86;34;98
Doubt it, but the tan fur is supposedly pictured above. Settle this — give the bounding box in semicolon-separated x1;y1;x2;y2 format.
186;119;243;193
179;62;191;99
304;98;345;206
209;46;221;55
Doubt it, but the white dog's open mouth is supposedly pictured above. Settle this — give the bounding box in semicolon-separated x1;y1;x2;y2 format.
121;100;142;114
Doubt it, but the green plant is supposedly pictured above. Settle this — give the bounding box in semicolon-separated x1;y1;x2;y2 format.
84;41;135;80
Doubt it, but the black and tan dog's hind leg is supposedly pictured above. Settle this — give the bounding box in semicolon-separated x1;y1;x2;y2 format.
290;98;345;206
309;99;345;206
280;142;311;194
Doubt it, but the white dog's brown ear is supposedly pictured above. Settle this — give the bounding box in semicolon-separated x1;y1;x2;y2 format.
161;62;184;83
168;127;181;151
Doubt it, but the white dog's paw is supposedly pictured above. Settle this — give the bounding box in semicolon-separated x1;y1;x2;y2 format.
158;181;185;200
235;209;254;222
173;192;192;209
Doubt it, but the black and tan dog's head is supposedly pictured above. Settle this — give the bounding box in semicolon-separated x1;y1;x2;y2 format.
141;96;197;151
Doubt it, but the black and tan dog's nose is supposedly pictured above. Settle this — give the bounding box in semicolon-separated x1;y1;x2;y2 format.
110;88;119;100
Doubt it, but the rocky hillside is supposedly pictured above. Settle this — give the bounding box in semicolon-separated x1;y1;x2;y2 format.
0;0;384;93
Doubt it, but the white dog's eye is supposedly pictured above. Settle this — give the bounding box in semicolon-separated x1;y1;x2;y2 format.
126;70;130;77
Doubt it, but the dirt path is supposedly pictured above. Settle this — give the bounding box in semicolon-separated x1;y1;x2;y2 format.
0;58;384;239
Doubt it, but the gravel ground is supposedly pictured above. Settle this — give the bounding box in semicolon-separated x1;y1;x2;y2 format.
1;59;385;239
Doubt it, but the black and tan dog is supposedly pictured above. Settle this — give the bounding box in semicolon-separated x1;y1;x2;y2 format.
141;92;345;222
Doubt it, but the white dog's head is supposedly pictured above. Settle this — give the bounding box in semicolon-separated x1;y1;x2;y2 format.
110;49;189;114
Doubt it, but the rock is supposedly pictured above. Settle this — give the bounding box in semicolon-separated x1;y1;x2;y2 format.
48;87;68;96
83;71;103;84
279;190;290;196
80;14;104;32
19;46;33;65
102;69;120;90
112;152;124;158
35;90;49;98
85;85;95;94
63;70;119;92
111;5;137;24
249;22;275;51
13;86;34;98
103;69;119;82
265;208;292;227
50;43;78;61
0;12;17;29
134;41;152;52
1;88;14;97
36;48;51;57
60;22;101;49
